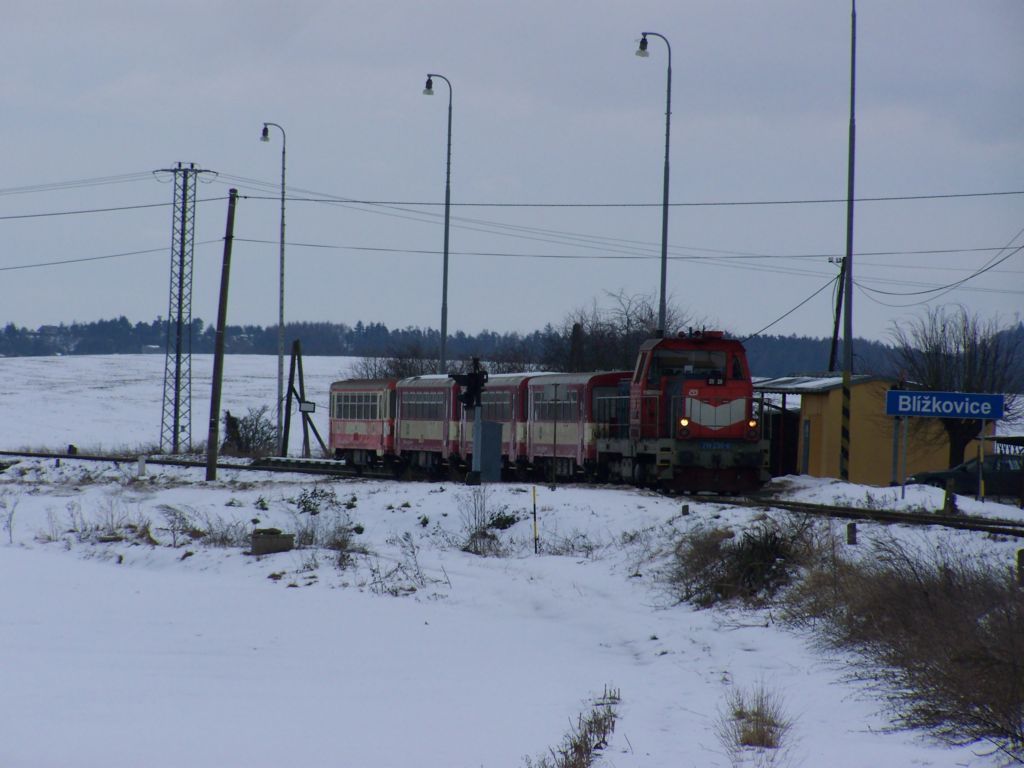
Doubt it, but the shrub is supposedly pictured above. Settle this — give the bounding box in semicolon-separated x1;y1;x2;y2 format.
195;512;249;548
458;485;516;556
544;530;602;559
294;486;340;516
222;405;277;457
785;536;1024;758
369;532;429;596
1;490;21;545
490;510;519;530
463;528;501;557
290;507;364;569
668;517;817;607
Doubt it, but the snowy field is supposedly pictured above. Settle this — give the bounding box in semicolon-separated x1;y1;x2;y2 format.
1;354;1021;767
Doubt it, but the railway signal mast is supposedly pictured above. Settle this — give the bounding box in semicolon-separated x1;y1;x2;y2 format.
450;357;488;484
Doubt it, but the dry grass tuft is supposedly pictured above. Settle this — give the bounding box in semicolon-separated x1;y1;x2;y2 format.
716;683;793;767
523;686;620;768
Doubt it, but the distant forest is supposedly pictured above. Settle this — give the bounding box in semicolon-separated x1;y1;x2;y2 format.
0;315;910;378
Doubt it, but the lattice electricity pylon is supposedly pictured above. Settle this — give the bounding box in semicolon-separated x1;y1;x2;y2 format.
158;162;214;454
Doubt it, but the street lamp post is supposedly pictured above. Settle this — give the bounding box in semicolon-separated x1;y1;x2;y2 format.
422;73;452;373
260;121;287;455
636;32;672;338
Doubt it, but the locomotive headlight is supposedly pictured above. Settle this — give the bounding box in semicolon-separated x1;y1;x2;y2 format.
679;417;690;427
748;419;758;429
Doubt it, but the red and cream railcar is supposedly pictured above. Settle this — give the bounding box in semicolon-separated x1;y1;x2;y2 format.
329;379;397;468
393;375;462;472
526;371;631;479
457;373;533;469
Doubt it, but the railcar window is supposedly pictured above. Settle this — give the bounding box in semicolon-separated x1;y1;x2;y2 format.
334;392;380;420
593;388;628;423
532;390;579;421
481;391;513;421
400;391;446;420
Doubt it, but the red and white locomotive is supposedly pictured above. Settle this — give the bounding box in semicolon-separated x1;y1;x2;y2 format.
328;330;768;493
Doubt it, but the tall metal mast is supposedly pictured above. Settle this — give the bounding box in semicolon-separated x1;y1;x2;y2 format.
839;2;857;481
159;162;214;454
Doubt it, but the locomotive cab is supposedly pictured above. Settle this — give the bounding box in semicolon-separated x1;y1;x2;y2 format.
619;330;768;492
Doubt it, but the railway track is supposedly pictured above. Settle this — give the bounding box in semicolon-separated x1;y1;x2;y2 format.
3;449;1022;539
711;493;1024;539
0;449;401;480
0;449;227;472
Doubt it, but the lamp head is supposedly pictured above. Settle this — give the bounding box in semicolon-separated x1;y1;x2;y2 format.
260;124;270;142
422;76;434;96
636;35;649;57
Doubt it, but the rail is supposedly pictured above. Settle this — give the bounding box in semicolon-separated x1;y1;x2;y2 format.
708;493;1024;539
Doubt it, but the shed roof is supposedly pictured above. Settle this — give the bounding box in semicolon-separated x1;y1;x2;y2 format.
754;374;889;395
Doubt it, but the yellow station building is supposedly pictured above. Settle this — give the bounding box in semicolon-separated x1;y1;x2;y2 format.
755;375;997;487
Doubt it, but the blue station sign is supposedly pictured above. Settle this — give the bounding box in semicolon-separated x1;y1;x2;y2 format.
885;390;1005;420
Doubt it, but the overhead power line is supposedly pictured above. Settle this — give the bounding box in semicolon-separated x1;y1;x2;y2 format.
0;200;188;221
233;236;1018;264
743;276;840;341
855;243;1024;306
0;241;222;272
236;188;1024;208
0;172;155;197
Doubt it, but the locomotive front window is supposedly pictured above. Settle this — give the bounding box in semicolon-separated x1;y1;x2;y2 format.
648;350;727;385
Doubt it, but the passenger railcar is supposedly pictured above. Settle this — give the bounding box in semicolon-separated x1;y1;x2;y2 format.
458;373;533;470
525;371;631;479
394;375;461;473
329;379;397;469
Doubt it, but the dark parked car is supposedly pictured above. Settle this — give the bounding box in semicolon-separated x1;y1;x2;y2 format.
909;454;1024;498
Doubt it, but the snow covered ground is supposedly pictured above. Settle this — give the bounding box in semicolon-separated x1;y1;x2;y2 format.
1;354;1021;767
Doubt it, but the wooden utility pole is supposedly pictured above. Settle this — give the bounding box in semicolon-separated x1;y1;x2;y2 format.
206;189;238;481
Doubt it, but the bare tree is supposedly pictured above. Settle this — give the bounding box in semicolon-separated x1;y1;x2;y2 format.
890;306;1023;468
543;290;697;371
351;339;439;379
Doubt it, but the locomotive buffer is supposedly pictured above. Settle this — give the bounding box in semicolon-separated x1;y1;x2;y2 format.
450;357;492;484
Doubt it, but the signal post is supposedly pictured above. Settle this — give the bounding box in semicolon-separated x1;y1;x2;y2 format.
450;357;488;485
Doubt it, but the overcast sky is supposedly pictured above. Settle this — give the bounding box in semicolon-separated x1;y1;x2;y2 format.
2;1;1021;345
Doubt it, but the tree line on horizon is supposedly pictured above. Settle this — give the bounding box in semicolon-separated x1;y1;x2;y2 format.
1;296;1020;391
0;314;903;378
